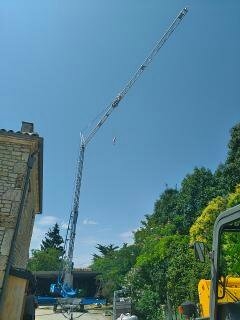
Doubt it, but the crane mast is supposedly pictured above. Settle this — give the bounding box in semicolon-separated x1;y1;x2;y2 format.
63;7;188;287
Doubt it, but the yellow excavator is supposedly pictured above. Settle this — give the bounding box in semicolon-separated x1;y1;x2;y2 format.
198;276;240;318
181;204;240;320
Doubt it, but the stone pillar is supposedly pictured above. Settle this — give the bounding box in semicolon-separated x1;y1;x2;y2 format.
0;122;43;320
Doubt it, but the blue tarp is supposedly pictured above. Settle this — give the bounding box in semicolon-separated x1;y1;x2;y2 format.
81;297;106;305
37;296;57;306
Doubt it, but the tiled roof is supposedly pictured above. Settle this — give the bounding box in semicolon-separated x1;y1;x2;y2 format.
0;128;39;137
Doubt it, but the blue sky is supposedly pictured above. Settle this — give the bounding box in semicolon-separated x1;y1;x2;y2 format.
1;1;240;267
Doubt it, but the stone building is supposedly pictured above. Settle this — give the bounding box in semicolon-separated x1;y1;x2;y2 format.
0;122;43;320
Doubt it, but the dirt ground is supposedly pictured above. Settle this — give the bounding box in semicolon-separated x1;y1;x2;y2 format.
35;306;112;320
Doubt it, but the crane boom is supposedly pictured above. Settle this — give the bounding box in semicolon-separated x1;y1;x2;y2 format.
84;7;188;146
62;7;188;288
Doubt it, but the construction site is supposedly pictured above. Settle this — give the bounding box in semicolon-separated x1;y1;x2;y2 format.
0;1;240;320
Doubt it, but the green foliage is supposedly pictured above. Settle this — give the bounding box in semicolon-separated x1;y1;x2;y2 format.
91;244;138;300
126;235;210;319
176;167;218;233
220;185;240;276
126;264;167;320
189;184;240;280
215;162;240;196
189;196;227;246
215;123;240;194
41;223;64;256
227;184;240;208
134;214;158;244
220;233;240;276
190;184;240;247
228;123;240;163
166;237;210;307
93;243;119;260
151;188;179;226
28;223;65;272
136;235;209;307
27;247;62;271
133;287;163;320
89;123;240;320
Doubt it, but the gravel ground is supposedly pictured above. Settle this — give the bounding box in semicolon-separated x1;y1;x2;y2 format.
36;306;112;320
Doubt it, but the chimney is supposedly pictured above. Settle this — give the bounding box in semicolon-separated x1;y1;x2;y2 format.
21;122;34;134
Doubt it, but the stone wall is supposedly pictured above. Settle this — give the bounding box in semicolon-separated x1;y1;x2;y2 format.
0;143;28;270
0;123;43;320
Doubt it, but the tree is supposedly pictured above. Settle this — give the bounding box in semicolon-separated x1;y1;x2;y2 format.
27;223;65;271
127;235;209;320
134;190;179;245
215;123;240;194
189;184;240;247
151;188;179;226
91;243;138;300
227;123;240;164
189;196;227;247
227;184;240;208
176;167;218;233
166;237;210;308
41;223;64;256
219;185;240;276
189;185;240;279
27;248;62;271
93;243;119;260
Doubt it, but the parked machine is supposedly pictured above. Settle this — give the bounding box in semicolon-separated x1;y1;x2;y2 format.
181;205;240;320
198;277;240;318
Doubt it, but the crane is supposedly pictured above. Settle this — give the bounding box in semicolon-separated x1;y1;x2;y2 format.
53;7;188;296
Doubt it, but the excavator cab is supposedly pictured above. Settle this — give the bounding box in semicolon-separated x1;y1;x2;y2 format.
196;205;240;320
215;231;240;319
